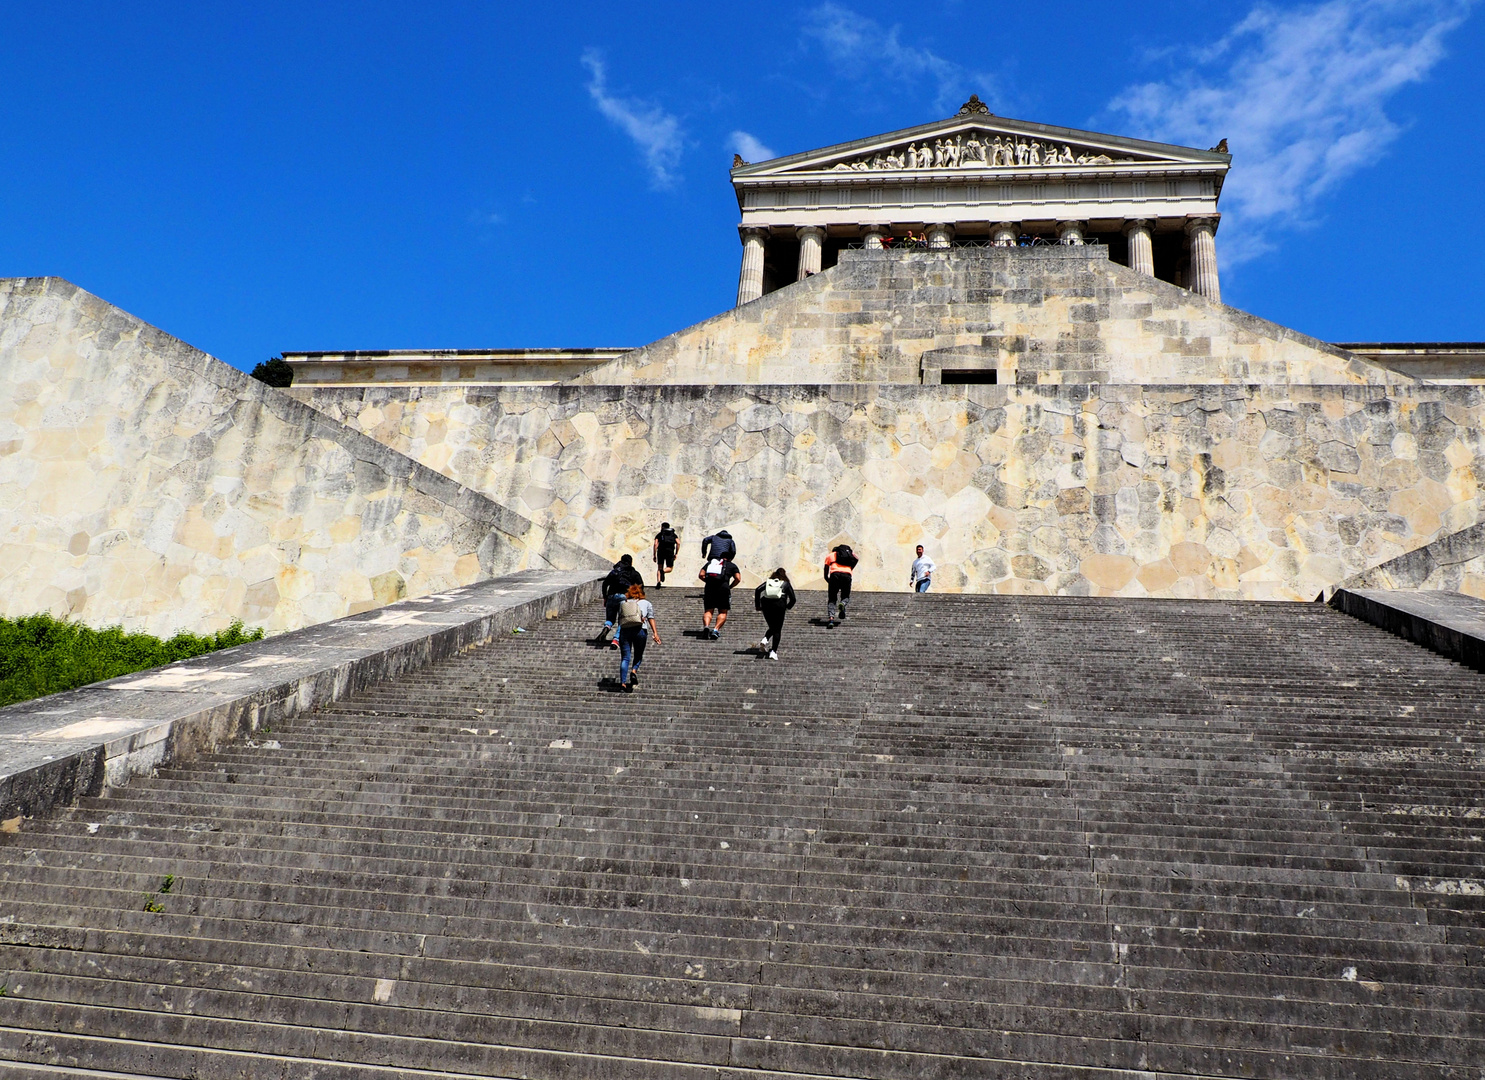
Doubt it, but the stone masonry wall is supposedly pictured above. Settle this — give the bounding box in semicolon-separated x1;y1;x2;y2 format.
1339;521;1485;599
0;278;604;636
570;248;1403;388
294;382;1484;602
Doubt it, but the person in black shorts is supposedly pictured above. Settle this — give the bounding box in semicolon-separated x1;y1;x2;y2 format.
653;522;679;586
698;553;741;640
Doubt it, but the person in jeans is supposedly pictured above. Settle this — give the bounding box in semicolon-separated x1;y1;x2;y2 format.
616;583;660;692
909;545;935;592
698;553;742;640
823;544;858;627
753;568;797;660
596;554;643;647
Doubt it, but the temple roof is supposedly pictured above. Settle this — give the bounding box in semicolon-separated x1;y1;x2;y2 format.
731;97;1230;180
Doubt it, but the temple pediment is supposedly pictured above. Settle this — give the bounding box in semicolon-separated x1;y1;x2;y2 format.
733;98;1227;178
729;99;1230;308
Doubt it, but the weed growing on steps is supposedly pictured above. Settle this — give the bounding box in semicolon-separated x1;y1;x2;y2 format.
142;874;175;914
0;614;264;707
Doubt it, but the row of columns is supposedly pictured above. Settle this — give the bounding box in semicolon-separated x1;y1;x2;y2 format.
737;217;1220;306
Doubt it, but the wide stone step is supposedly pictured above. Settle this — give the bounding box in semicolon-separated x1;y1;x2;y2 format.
0;589;1480;1077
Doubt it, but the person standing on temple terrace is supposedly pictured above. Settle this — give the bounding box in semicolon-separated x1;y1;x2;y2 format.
595;554;643;648
652;521;680;586
823;544;858;628
909;545;935;593
700;528;736;564
698;550;742;640
616;583;660;692
753;568;796;660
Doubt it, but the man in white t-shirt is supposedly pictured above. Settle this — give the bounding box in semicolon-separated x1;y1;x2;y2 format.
909;545;936;593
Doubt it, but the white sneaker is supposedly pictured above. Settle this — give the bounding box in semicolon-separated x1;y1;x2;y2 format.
768;651;778;660
759;637;770;651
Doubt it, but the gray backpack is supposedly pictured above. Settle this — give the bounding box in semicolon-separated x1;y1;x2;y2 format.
618;599;644;628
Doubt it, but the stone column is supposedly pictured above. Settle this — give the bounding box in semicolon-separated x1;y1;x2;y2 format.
862;225;887;250
927;223;954;250
797;227;825;280
1057;220;1086;245
991;223;1018;247
1124;219;1154;277
735;228;767;307
1185;217;1221;302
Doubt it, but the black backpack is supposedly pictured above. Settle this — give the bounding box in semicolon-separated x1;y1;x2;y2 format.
834;546;859;569
657;526;678;548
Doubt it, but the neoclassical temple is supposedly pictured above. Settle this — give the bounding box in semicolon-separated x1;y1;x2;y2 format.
731;96;1228;305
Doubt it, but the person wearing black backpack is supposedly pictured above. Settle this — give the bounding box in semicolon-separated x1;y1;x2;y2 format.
823;544;858;628
595;554;644;647
652;522;680;586
753;568;796;660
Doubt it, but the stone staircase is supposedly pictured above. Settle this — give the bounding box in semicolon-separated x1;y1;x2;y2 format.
0;589;1481;1079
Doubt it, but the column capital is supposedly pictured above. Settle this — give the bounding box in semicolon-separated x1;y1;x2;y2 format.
796;225;827;241
738;226;769;242
926;223;954;250
1057;220;1086;245
1184;215;1220;235
1123;218;1153;234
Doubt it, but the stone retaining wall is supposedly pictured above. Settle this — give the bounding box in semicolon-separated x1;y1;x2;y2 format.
0;278;605;636
294;382;1485;601
570;248;1401;388
0;569;606;823
1338;521;1485;598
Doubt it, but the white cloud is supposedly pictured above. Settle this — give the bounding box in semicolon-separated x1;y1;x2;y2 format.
1108;0;1473;264
802;3;997;115
581;49;684;188
729;130;776;163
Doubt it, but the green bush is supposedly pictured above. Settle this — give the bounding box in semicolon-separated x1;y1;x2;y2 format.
249;356;294;387
0;614;265;708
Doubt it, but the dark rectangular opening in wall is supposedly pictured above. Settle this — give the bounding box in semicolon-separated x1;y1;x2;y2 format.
940;369;998;385
762;239;799;297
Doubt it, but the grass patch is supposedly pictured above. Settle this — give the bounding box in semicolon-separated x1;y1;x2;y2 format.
0;614;265;708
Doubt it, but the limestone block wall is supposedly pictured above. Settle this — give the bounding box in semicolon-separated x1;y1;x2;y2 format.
570;248;1402;388
1339;522;1485;599
0;278;604;636
295;382;1483;602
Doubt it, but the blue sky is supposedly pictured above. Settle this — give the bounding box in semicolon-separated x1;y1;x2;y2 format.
2;1;1480;370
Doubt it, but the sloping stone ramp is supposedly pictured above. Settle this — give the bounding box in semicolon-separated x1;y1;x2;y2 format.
0;589;1482;1078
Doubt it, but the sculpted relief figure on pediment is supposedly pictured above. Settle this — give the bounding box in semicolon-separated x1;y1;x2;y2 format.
827;133;1127;172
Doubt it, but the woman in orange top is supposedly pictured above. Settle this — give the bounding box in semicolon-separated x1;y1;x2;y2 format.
823;544;858;627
